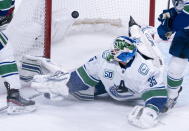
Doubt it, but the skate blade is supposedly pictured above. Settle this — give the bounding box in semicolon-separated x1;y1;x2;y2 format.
7;104;37;115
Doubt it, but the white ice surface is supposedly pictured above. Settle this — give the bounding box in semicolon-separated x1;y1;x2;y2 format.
1;0;189;131
0;31;189;131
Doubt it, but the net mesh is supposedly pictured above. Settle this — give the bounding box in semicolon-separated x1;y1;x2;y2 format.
5;0;151;64
5;0;45;64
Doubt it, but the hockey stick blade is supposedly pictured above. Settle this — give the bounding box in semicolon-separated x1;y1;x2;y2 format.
0;105;8;112
28;92;43;99
129;16;139;27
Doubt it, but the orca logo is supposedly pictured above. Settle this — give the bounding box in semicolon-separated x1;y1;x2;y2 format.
138;63;149;75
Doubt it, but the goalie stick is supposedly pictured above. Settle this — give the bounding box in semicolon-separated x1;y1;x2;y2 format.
167;0;171;9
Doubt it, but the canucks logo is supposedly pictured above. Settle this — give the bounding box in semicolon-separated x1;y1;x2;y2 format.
109;81;135;98
138;63;149;75
104;69;114;79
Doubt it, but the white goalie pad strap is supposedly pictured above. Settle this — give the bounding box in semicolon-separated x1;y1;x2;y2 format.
128;105;158;129
32;71;70;82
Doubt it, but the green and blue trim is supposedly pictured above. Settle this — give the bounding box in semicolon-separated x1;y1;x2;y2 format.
0;61;18;77
76;66;99;87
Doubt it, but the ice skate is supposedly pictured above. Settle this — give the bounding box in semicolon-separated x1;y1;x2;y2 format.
5;82;36;115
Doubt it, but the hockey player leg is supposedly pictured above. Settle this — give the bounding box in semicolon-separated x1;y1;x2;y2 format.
31;71;70;101
0;45;36;114
128;105;159;128
166;56;188;109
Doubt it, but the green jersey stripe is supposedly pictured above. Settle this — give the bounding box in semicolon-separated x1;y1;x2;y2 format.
0;63;18;75
0;32;8;41
183;4;189;14
77;66;99;87
142;88;167;101
0;0;12;10
0;32;8;46
167;76;183;88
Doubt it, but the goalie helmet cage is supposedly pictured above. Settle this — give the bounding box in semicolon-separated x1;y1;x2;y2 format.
5;0;156;62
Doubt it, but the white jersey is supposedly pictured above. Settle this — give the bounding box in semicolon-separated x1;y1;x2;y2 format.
83;52;164;100
19;49;167;112
66;50;167;112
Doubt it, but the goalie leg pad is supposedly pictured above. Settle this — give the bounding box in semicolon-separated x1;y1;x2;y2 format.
20;55;65;87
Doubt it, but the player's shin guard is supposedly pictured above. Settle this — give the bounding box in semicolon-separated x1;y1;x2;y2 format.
166;57;188;109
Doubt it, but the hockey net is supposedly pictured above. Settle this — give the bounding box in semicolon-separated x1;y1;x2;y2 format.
5;0;156;65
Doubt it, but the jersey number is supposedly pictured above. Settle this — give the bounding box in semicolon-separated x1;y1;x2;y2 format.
104;71;113;78
148;76;157;87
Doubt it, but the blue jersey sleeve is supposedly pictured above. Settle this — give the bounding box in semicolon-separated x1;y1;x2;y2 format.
172;2;189;31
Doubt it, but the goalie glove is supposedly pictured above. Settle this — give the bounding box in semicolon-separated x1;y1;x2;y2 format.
128;105;159;129
31;71;70;101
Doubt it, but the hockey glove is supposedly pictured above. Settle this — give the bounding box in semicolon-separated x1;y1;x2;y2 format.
157;8;177;40
128;105;159;129
158;8;177;23
157;25;173;40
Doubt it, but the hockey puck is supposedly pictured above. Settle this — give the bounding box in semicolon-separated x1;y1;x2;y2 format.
71;11;79;18
44;93;50;99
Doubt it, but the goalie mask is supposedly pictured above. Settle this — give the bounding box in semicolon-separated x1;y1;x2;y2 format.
112;36;137;64
172;0;185;12
0;0;15;30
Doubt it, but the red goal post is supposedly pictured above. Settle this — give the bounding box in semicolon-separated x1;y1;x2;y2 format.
44;0;156;58
44;0;52;58
149;0;156;27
